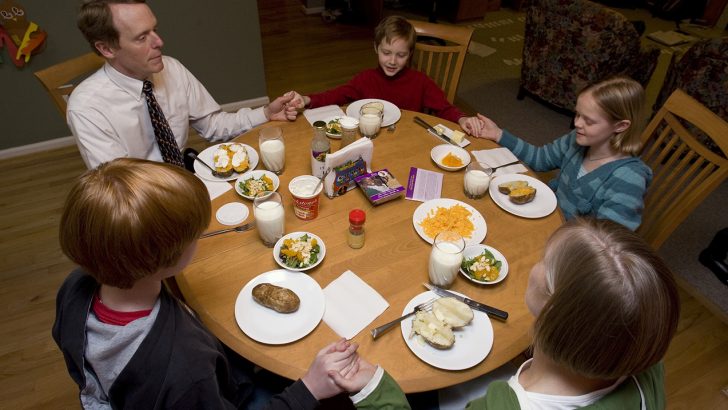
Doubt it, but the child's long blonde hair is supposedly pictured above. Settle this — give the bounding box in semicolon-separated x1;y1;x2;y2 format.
580;76;646;156
533;218;679;379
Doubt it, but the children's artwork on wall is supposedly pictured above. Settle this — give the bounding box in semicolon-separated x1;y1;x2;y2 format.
0;0;46;67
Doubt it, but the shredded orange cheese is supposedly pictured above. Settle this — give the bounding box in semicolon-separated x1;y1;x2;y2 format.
441;152;464;167
419;204;474;239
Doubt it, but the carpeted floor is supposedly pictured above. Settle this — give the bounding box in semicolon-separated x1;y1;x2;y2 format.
450;8;728;320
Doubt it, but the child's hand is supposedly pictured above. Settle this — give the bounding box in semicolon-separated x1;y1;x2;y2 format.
474;113;504;142
266;91;299;121
287;91;308;111
459;116;483;137
329;355;378;394
301;338;359;400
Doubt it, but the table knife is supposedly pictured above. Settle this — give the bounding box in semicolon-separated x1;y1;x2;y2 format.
413;116;457;146
423;283;508;321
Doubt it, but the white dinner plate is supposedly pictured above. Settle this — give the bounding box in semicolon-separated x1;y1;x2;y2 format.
194;143;259;182
346;98;401;127
234;170;280;200
234;269;325;344
459;245;509;285
273;232;326;272
412;198;487;246
323;115;344;139
430;144;471;171
400;291;493;370
489;174;557;219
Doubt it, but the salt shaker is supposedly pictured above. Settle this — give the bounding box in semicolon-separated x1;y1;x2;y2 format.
347;209;366;249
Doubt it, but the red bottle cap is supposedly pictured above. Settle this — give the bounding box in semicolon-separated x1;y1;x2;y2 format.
349;209;366;225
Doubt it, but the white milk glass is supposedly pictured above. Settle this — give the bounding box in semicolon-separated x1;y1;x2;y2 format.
464;162;492;199
253;192;285;247
259;126;286;174
428;231;465;289
358;107;383;139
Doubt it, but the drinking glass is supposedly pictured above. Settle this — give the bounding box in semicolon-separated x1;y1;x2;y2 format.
463;161;493;199
358;106;383;139
253;191;285;247
428;231;465;289
259;126;285;174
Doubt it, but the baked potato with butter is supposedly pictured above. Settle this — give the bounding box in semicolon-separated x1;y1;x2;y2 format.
432;297;473;328
497;180;529;195
411;311;455;349
509;186;536;204
252;283;300;313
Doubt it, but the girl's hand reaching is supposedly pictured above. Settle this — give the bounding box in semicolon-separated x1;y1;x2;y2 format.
459;115;483;137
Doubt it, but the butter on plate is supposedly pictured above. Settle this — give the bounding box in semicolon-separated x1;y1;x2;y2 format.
430;124;471;148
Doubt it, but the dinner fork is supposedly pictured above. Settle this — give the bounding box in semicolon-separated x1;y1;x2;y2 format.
187;151;224;178
370;298;435;340
201;222;255;238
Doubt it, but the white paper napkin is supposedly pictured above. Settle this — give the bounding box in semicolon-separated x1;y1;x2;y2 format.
323;270;389;339
471;147;529;176
196;175;233;200
303;105;346;126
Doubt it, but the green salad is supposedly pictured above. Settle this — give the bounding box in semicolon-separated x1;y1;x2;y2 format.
461;248;502;282
279;234;321;269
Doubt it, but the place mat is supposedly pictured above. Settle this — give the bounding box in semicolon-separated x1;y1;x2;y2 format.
303;105;346;126
323;270;389;339
471;147;528;176
196;175;233;200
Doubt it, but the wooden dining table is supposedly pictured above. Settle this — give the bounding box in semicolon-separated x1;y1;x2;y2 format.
177;109;564;393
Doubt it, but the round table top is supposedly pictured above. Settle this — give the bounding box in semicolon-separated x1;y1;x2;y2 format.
177;109;563;393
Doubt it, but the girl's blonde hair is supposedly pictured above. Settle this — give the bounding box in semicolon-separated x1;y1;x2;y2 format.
60;158;211;289
580;76;646;155
533;218;679;379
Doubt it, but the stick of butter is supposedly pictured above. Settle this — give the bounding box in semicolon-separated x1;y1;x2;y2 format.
451;130;465;144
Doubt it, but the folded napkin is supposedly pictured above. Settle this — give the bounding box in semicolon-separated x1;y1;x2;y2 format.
196;175;233;200
323;270;389;339
303;105;346;126
471;147;529;176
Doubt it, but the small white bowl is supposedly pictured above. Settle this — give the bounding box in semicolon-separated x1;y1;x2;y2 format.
273;232;326;272
459;245;509;285
234;170;280;200
430;144;471;171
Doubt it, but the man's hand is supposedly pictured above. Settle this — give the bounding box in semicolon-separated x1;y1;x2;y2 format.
266;91;299;121
301;338;359;400
459;115;484;137
288;91;309;111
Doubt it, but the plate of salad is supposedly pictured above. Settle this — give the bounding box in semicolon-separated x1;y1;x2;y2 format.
235;170;280;200
459;245;508;285
273;232;326;272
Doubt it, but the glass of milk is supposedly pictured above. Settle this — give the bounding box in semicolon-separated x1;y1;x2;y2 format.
428;231;465;289
253;191;285;247
259;126;285;174
464;162;492;199
358;106;383;139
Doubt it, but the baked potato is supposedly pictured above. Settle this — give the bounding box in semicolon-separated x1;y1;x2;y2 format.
432;297;473;328
497;180;529;195
509;186;536;204
252;283;300;313
411;311;455;349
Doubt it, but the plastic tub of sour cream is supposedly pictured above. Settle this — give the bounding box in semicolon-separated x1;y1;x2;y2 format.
288;175;323;220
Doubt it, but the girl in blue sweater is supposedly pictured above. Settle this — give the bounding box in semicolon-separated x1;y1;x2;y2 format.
476;76;651;230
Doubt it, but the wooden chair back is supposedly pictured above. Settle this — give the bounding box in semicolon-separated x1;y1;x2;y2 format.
33;52;105;117
638;89;728;249
408;19;473;104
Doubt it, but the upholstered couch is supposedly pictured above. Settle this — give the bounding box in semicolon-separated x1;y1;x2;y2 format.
518;0;660;113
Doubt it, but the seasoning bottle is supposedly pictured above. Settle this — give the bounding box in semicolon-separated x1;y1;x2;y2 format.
311;121;330;178
347;209;366;249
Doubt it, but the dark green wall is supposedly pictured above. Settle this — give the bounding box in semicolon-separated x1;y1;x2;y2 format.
0;0;267;151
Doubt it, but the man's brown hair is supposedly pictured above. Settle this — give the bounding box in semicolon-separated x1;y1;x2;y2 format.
77;0;146;53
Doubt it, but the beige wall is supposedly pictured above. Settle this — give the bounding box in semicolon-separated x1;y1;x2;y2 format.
0;0;267;151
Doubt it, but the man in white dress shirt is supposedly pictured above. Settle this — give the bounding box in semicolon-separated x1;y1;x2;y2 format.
68;0;298;169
